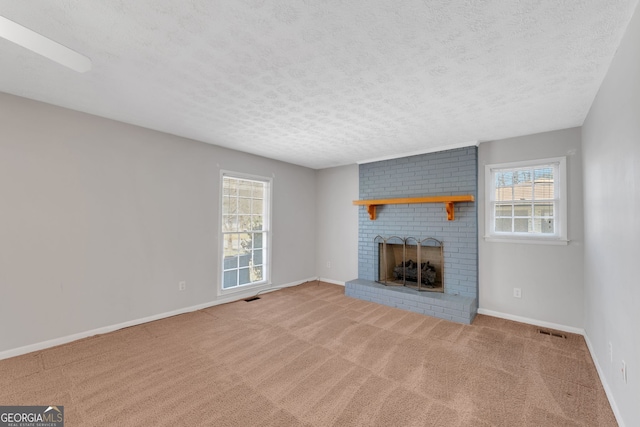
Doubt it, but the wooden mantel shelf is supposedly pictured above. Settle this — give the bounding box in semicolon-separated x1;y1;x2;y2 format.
353;195;475;221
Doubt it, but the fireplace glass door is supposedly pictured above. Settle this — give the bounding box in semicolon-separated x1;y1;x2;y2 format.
376;236;443;292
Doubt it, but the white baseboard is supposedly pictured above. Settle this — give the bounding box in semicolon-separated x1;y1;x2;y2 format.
476;308;585;335
583;334;625;427
0;277;316;361
318;277;345;286
478;308;624;426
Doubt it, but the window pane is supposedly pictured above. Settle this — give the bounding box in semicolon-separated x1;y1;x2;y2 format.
533;218;555;234
253;232;264;249
251;215;263;231
238;180;252;197
514;170;532;185
252;182;264;198
253;249;263;265
223;254;238;270
514;204;532;217
238;198;251;214
239;232;252;253
514;218;529;232
223;178;237;196
495;171;513;188
222;195;234;214
223;234;239;257
495;218;512;232
252;199;263;214
238;215;252;231
223;270;237;288
495;204;512;217
534;167;553;180
534;204;554;217
494;171;513;201
222;215;236;232
239;253;251;268
495;187;513;201
513;183;532;201
251;266;263;282
534;182;554;200
239;268;251;285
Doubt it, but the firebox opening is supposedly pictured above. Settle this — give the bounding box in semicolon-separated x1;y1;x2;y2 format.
376;237;444;293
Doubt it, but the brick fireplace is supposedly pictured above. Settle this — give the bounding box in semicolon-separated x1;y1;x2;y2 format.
346;147;478;324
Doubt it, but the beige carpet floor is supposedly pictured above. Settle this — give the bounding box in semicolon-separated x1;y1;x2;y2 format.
0;281;616;426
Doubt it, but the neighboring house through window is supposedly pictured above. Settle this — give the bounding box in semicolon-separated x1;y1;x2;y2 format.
485;157;568;244
221;172;271;291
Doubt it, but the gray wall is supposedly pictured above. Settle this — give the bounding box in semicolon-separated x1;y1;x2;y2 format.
0;92;317;353
478;128;584;328
357;148;478;299
315;165;359;283
582;3;640;425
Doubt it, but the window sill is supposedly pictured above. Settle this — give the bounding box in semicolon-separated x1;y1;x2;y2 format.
219;280;271;297
484;236;569;245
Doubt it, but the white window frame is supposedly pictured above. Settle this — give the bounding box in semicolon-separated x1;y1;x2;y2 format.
485;157;568;245
219;170;272;295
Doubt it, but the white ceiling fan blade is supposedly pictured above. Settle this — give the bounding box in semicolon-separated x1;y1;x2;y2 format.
0;15;91;73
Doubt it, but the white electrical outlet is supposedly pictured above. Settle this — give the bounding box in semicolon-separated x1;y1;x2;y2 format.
622;360;627;383
513;288;522;298
609;342;613;363
178;281;186;291
326;261;331;268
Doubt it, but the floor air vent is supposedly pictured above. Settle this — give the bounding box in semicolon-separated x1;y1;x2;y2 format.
537;329;567;339
244;297;260;302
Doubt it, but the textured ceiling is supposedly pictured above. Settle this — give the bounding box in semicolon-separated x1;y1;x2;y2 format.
0;1;638;169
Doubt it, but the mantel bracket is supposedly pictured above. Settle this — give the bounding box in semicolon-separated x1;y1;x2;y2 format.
445;202;455;221
367;204;377;220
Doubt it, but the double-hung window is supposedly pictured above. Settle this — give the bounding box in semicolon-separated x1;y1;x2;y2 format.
485;157;567;244
221;172;271;291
